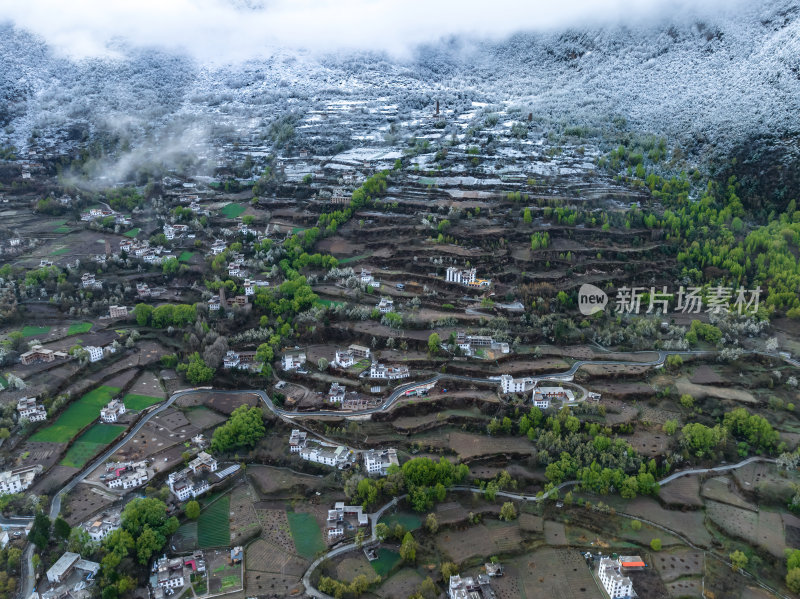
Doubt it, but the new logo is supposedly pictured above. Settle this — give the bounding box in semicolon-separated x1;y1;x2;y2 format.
578;284;608;315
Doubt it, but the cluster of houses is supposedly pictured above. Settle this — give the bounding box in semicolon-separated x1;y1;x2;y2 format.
136;283;164;298
448;572;498;599
81;208;131;227
119;238;175;265
82;511;121;543
369;362;409;380
80;273;103;290
596;555;644;599
150;552;205;598
445;266;491;288
166;451;218;501
376;297;394;313
333;344;370;368
20;344;69;366
100;399;126;423
101;460;153;491
209;286;250;312
497;376;595;409
360;269;381;288
44;551;100;597
222;349;259;371
289;430;397;474
326;501;369;543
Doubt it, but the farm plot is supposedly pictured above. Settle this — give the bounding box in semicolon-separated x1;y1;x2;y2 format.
658;475;703;508
335;555;375;583
519;513;544;533
286;511;325;559
705;502;785;556
653;549;704;583
60;424;126;467
178;251;194;262
435;501;469;524
255;509;296;554
436;525;496;562
543;520;567;546
19;325;51;337
220;203;246;218
185;406;226;430
122;394;162;411
516;548;597;599
123;228;140;237
172;521;198;552
229;484;261;545
701;476;756;510
67;322;92;335
606;496;712;548
248;464;324;496
63;482;118;526
411;430;534;460
31;385;121;443
375;568;423;599
198;496;231;548
665;578;702;598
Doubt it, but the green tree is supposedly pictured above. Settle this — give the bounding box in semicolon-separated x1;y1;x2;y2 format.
210;405;266;453
133;303;153;326
53;516;71;540
630;520;642;531
787;568;800;594
499;502;517;521
375;522;389;541
162;256;179;275
185;500;200;519
179;352;215;384
29;512;51;550
729;550;748;572
428;333;440;355
441;562;458;581
650;538;662;551
136;527;161;564
426;513;439;534
523;208;532;224
400;532;417;562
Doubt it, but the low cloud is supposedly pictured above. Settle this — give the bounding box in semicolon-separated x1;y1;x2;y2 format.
2;0;746;63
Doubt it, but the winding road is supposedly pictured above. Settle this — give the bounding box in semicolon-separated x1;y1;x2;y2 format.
18;348;797;598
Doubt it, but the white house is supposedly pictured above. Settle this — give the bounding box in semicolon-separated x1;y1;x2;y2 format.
499;374;534;395
0;465;42;494
348;344;370;359
289;429;307;453
283;350;307;371
106;467;150;490
363;449;399;475
377;297;394;313
328;383;346;403
85;345;104;363
83;513;121;543
598;558;634;599
369;363;409;380
16;397;47;422
299;446;350;468
188;451;218;474
445;266;476;285
210;239;227;255
81;273;101;289
100;399;126;423
360;269;373;284
334;350;355;368
532;384;575;406
223;350;241;369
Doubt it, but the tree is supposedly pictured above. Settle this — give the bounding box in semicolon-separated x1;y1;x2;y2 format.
428;333;440;355
29;512;51;550
523;207;532;223
375;522;389;541
210;405;266;453
729;550;748;572
787;568;800;594
499;502;517;521
133;303;152;326
162;256;179;275
441;562;458;581
317;357;329;372
53;516;71;540
650;538;662;551
630;520;642;531
185;500;200;519
419;577;437;599
425;513;439;534
136;527;161;564
400;532;417;562
179;352;215;384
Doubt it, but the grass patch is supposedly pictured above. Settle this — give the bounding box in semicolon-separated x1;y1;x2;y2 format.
123;394;163;410
286;511;325;559
316;299;345;308
370;549;402;577
123;228;140;238
54;226;71;234
220;203;246;218
20;325;51;337
221;575;239;590
337;253;372;264
179;251;195;262
379;512;422;532
31;385;121;443
67;322;92;335
291;226;306;234
50;247;69;255
198;496;230;548
60;424;125;468
0;374;6;389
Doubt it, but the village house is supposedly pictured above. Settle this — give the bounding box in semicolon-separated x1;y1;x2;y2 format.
376;297;394;313
299;445;351;468
189;451;218;474
283;349;307;371
108;305;128;318
362;448;399;475
532;383;575;408
167;469;211;501
81;273;102;289
82;513;121;543
46;552;100;585
105;464;152;490
39;259;53;267
369;362;410;380
208;296;221;311
289;429;307;453
20;344;68;366
328;382;346;403
334;349;355;368
100;399;126;423
349;344;370;359
597;557;635;599
0;464;42;494
152;555;187;593
85;345;104;363
243;278;270;296
136;282;151;297
210;239;227;255
223;350;241;369
326;501;369;539
16;397;47;422
499;374;535;395
227;263;244;278
448;574;496;599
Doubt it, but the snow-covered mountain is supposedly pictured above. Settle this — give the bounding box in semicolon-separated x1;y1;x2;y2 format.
0;0;798;156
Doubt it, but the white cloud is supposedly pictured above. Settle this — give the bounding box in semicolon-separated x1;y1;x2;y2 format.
0;0;746;63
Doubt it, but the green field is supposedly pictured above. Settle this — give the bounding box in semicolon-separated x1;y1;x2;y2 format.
220;203;246;218
0;374;7;389
316;299;345;308
379;512;422;531
67;322;92;335
19;325;51;337
123;228;140;238
291;226;306;234
287;511;325;559
337;253;372;264
31;385;121;443
198;496;231;548
371;549;402;577
172;521;198;552
221;575;240;590
179;251;195;262
54;226;71;234
50;247;69;255
60;424;125;468
123;393;163;410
